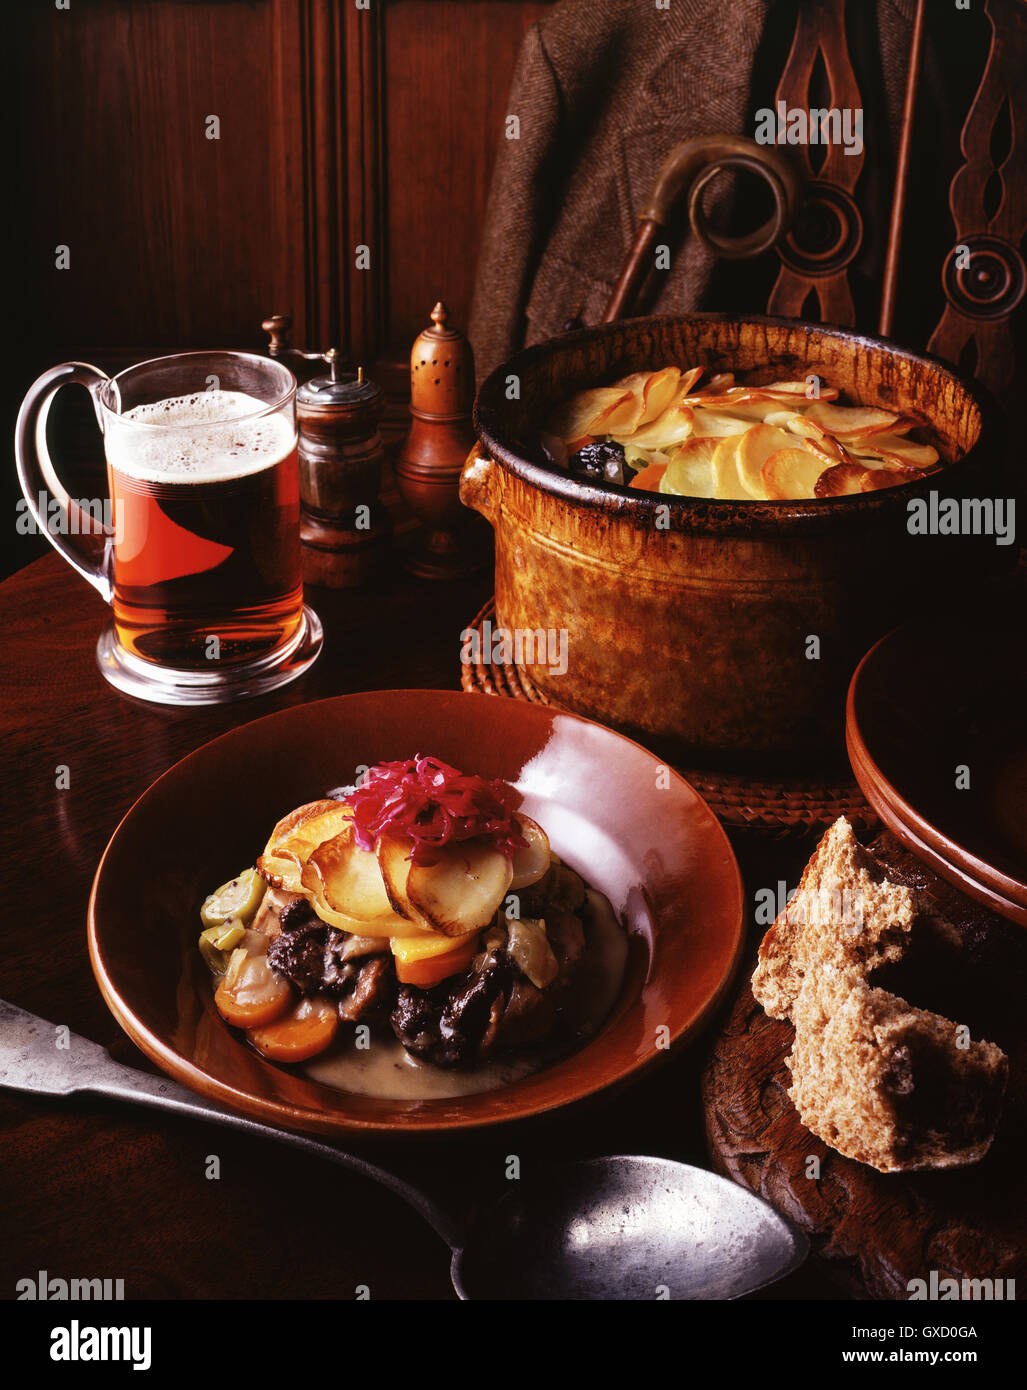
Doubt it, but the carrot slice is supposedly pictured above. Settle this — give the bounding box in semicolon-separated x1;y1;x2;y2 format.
247;997;340;1062
395;934;479;988
214;954;293;1029
629;463;668;492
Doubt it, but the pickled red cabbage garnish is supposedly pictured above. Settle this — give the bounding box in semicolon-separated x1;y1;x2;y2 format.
349;756;528;865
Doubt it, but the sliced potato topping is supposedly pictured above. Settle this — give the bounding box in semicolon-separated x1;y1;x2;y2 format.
546;365;941;501
661;437;719;497
304;822;397;922
406;839;514;938
272;805;354;867
736;424;790;499
711;434;754;500
803;401;907;437
376;832;431;929
762;447;827;500
814;462;866;498
621;403;695;449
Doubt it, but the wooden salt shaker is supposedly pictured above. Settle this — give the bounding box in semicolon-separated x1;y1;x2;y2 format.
262;314;391;588
394;302;487;579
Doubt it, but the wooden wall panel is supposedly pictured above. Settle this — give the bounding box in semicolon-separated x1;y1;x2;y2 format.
13;0;550;375
380;0;550;358
16;1;281;355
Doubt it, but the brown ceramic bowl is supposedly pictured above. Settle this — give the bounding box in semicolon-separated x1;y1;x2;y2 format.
463;313;1007;770
847;607;1027;927
88;690;744;1137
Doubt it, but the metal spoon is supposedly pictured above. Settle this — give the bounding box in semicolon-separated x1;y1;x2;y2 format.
0;1000;807;1299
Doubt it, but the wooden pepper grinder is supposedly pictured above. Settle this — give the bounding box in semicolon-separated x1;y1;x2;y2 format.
394;302;487;579
262;314;391;588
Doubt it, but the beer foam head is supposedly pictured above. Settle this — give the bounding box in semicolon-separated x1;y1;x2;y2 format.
106;390;294;484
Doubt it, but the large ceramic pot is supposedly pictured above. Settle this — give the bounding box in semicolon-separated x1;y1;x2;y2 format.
461;314;1008;769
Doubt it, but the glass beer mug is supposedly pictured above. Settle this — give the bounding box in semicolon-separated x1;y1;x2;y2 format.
15;351;322;704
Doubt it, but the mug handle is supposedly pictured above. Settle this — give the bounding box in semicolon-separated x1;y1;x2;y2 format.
15;362;114;602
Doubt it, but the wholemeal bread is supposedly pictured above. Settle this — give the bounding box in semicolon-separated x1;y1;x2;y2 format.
752;818;1007;1173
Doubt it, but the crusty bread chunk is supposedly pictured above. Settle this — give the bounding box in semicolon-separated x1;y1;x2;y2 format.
752;817;912;1017
752;818;1007;1173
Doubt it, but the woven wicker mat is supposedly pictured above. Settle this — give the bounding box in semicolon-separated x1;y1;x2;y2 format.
460;600;877;837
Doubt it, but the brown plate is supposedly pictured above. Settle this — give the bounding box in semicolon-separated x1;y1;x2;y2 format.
846;608;1027;927
88;690;745;1136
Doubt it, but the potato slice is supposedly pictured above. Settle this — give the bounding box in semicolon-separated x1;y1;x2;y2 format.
859;465;927;491
261;833;418;936
376;834;433;928
661;437;719;497
601;389;647;435
761;407;804;430
707;397;781;424
546;387;637;441
736;424;791;498
682;388;773;419
616;367;682;426
510;814;551;890
759;379;840;402
266;799;343;854
814;463;866;497
304;873;419;937
616;403;695;449
303;822;397;921
847;433;939;468
761;447;826;500
804;401;902;437
688;408;751;438
711;435;752;499
785;416;846;457
270;804;354;867
256;851;305;895
406;839;514;937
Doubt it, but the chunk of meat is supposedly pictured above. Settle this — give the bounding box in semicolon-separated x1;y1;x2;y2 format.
548;911;586;976
479;909;585;1054
267;914;394;1018
388;984;442;1059
479;993;506;1054
338;955;395;1023
490;979;556;1049
280;898;318;932
266;918;327;993
390;957;511;1068
439;960;510;1056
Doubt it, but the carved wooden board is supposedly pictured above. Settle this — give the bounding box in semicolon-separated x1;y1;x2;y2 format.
702;834;1026;1301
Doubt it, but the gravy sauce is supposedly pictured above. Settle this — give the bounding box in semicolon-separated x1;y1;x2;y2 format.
304;889;628;1099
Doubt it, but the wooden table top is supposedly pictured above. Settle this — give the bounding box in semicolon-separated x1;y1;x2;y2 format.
0;551;828;1301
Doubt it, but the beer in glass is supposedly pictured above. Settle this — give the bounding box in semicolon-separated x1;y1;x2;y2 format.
15;351;322;704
